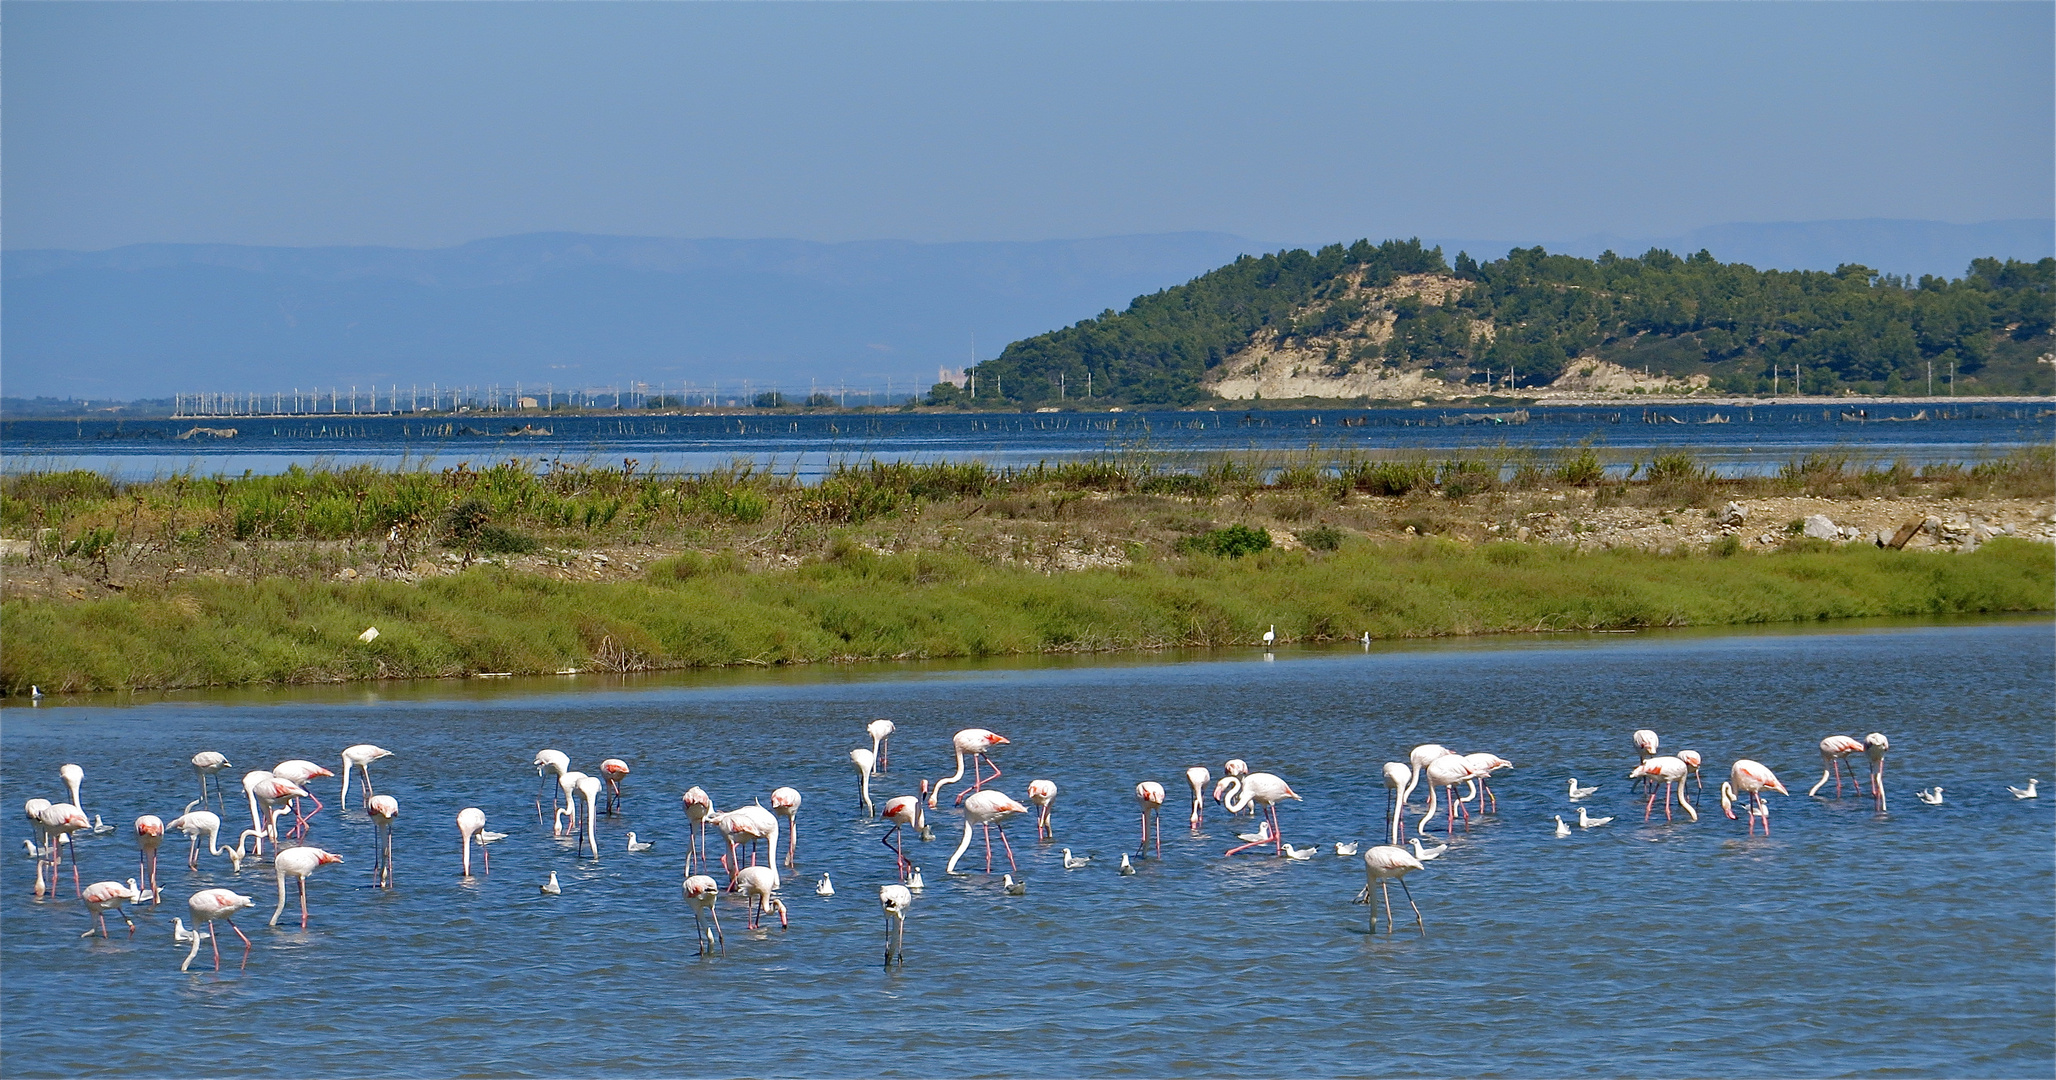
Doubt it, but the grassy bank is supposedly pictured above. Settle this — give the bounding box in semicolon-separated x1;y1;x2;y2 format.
5;536;2049;693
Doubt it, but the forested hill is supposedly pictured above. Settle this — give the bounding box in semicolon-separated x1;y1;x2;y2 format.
947;240;2056;406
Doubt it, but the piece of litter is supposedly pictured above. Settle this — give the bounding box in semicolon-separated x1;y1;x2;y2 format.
357;626;380;643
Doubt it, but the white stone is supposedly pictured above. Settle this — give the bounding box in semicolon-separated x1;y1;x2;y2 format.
1802;515;1840;540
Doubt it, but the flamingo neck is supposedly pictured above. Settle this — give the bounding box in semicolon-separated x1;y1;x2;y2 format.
1719;782;1737;819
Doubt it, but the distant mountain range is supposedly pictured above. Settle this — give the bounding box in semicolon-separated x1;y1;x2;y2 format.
3;219;2048;400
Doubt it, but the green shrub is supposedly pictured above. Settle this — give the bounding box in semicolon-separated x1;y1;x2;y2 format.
1177;524;1273;558
1709;535;1743;557
1300;525;1345;551
1554;447;1606;486
1646;451;1706;485
478;525;538;554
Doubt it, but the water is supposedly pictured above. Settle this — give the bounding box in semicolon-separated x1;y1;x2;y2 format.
5;402;2050;479
3;620;2051;1077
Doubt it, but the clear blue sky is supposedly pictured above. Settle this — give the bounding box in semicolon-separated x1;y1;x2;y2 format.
4;2;2050;252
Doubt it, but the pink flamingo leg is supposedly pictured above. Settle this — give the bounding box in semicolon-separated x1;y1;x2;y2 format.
1644;788;1659;823
983;822;995;872
997;824;1018;871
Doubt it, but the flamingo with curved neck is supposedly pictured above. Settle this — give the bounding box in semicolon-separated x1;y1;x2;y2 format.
1223;773;1302;856
945;790;1028;875
930;729;1009;808
1184;767;1210;830
339;744;392;810
850;749;877;819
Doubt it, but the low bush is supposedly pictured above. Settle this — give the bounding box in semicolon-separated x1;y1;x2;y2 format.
1177;524;1273;558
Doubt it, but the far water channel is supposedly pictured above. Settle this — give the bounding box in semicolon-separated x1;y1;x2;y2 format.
2;620;2051;1077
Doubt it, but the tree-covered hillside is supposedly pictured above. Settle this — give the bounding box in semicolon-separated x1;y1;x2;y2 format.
941;241;2055;406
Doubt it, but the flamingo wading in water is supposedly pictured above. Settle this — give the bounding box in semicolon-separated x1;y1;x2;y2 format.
946;790;1029;875
1864;733;1890;812
1721;760;1788;836
181;888;255;972
457;808;489;876
270;847;344;927
930;729;1009;808
1355;845;1426;934
134;816;164;903
367;795;398;888
599;759;630;815
868;719;895;773
1135;782;1166;857
1808;736;1865;798
338;745;391;810
880;883;911;967
81;879;143;937
1026;779;1057;840
1222;773;1302;856
1185;767;1210;830
771;787;802;868
192;752;233;813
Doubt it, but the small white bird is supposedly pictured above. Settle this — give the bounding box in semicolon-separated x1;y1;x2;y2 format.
1334;842;1359;856
1261;625;1276;648
907;868;925;892
2010;779;2039;799
1061;848;1090;869
1118;853;1137;875
1554;815;1571;837
90;814;115;835
171;917;202;945
1002;874;1027;895
30;686;43;699
541;871;561;895
815;873;834;897
1915;787;1944;805
1578;807;1614;828
1407;838;1446;861
1361;631;1371;647
1282;843;1317;861
1236;819;1274;845
477;829;509;844
1568;778;1598;801
21;839;40;859
625;832;653;852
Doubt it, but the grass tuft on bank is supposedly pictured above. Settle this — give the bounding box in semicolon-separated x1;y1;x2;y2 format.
5;537;2048;693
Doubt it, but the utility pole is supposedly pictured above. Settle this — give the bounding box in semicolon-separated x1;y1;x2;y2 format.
1926;360;1932;397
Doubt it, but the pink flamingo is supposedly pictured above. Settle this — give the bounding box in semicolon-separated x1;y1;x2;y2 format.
1631;729;1660;791
457;807;489;876
181;888;255;971
134;816;164;904
534;749;570;822
1460;753;1513;814
1223;773;1302;855
1135;782;1166;857
270;846;344;927
60;763;86;818
867;718;896;773
1808;736;1865;797
880;794;923;879
366;795;398;888
272;760;334;838
552;771;588;837
771;787;802;868
191;752;233;813
1721;759;1788;836
1381;762;1412;844
81;879;142;937
1026;779;1058;839
1677;749;1705;793
680;787;713;872
1414;755;1481;839
945;789;1029;875
600;759;631;815
683;874;723;954
1355;845;1426;934
880;883;912;967
1864;733;1890;812
1629;756;1696;822
734;865;788;929
712;804;779;886
1400;743;1452;814
1185;767;1210;830
38;803;89;896
930;729;1009;808
850;749;877;818
339;745;391;810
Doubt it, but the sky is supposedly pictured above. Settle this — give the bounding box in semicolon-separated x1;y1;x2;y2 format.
4;2;2051;254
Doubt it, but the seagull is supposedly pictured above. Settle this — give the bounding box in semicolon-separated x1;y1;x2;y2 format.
1118;853;1137;875
477;829;509;844
2010;779;2039;799
171;917;202;945
1915;787;1944;805
1578;807;1614;828
1262;625;1276;648
1002;874;1027;895
1407;838;1446;861
815;874;834;897
1554;815;1571;837
908;868;925;892
1361;631;1371;647
1568;778;1598;801
1334;842;1359;856
625;832;653;852
30;686;42;700
90;814;116;836
1236;820;1274;845
1283;843;1317;861
541;871;561;895
1061;848;1091;869
21;839;40;859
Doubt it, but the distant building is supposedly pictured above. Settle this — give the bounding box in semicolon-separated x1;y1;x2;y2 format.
937;366;967;389
519;396;539;409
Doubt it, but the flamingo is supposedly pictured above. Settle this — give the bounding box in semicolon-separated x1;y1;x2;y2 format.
1400;743;1451;814
167;803;228;870
1864;733;1890;812
1135;782;1165;858
945;790;1029;875
1026;779;1058;840
181;888;255;971
338;745;392;810
576;774;603;857
134;816;164;903
880;883;911;967
771;787;802;868
252;776;312;849
38;803;89;896
879;794;924;880
1720;760;1788;836
2009;779;2039;799
367;795;398;888
60;763;85;818
457;807;489;876
1628;756;1696;822
683;874;723;954
850;749;877;819
930;728;1009;808
192;752;233;812
534;749;570;821
1461;753;1513;814
1677;750;1705;793
271;760;334;838
712;804;780;885
680;786;714;872
1185;767;1210;830
735;865;788;929
1631;729;1660;791
270;847;344;927
81;879;142;937
1355;845;1426;934
1382;762;1411;844
867;718;896;773
552;771;589;837
1223;773;1302;856
599;759;631;815
1415;754;1482;838
1808;736;1865;797
240;770;274;855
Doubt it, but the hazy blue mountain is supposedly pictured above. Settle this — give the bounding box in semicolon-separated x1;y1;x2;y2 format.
1;233;1264;399
5;220;2047;401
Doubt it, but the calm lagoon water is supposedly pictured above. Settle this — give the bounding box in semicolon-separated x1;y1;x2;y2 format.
2;620;2051;1077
